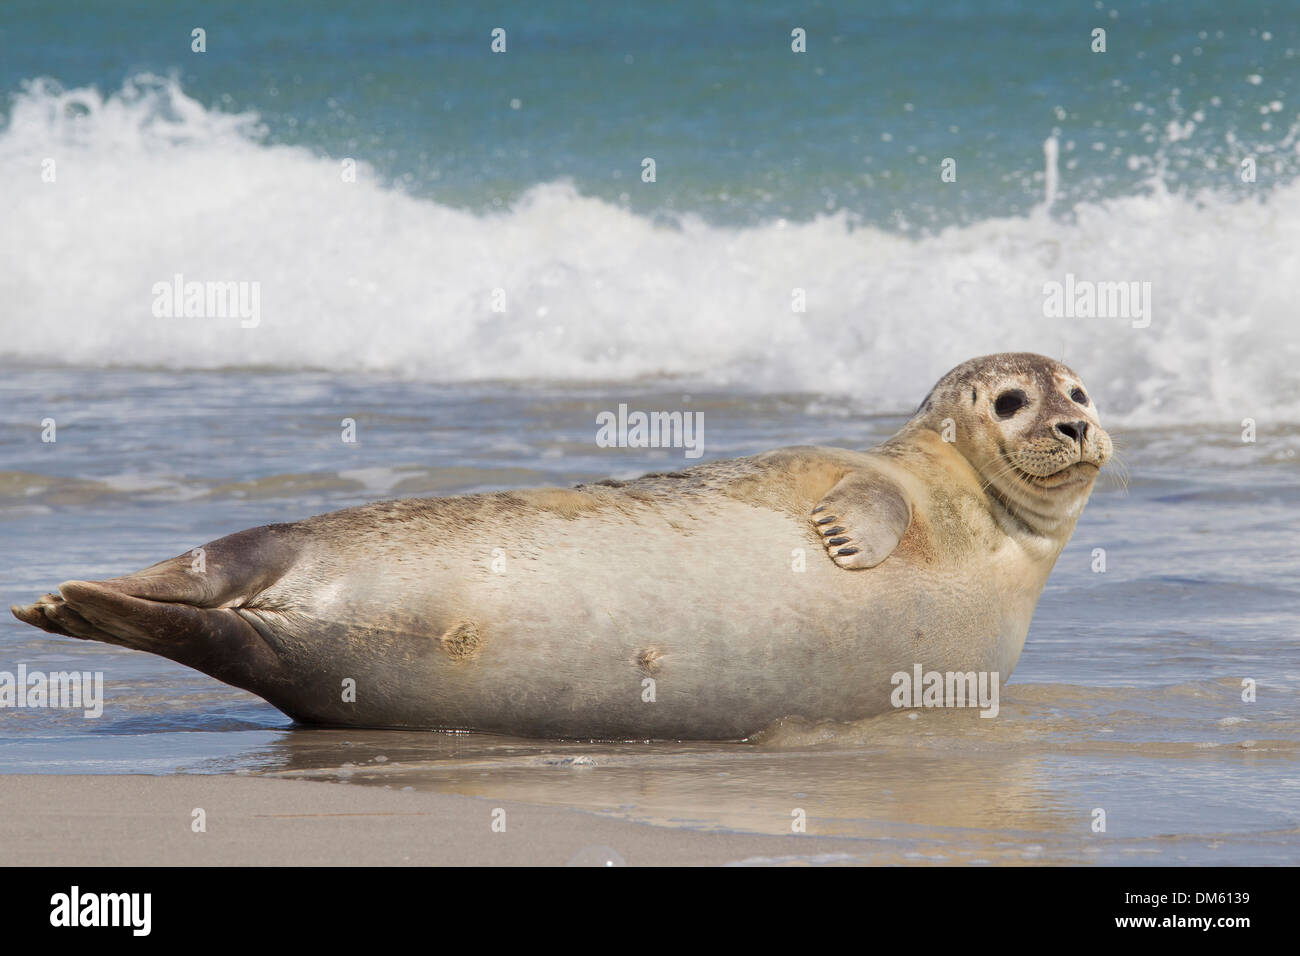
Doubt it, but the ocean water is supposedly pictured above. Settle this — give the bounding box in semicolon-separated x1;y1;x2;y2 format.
1;0;1298;863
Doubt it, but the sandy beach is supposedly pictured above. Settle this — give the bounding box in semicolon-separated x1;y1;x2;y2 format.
0;774;885;866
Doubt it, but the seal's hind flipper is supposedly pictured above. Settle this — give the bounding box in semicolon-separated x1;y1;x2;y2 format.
57;580;212;654
811;471;912;569
11;592;127;645
81;523;301;608
10;523;301;689
29;580;286;689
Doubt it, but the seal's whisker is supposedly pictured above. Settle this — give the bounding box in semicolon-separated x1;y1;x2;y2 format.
1101;451;1132;494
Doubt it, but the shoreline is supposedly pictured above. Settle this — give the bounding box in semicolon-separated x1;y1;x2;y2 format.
5;771;1289;866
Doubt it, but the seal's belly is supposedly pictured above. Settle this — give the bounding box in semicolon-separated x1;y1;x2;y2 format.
263;500;1021;737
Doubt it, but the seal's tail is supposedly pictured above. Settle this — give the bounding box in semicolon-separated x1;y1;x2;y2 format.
10;524;300;689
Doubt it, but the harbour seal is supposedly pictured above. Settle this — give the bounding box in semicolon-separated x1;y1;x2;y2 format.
11;353;1111;739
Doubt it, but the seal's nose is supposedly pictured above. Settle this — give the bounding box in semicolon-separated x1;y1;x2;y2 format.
1055;420;1088;444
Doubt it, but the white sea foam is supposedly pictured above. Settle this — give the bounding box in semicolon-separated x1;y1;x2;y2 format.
3;75;1297;424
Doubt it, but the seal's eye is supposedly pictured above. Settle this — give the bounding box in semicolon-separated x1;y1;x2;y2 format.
993;390;1028;418
1070;387;1088;405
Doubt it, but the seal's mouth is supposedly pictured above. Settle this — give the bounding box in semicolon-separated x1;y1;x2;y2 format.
1015;460;1099;489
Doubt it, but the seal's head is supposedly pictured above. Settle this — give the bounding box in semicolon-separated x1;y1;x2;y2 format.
913;353;1112;532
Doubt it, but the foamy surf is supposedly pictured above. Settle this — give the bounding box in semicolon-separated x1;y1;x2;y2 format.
2;74;1298;425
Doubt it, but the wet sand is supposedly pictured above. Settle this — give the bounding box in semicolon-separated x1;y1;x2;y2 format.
0;774;879;866
6;766;1291;866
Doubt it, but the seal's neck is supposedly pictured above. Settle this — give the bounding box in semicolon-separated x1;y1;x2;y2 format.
986;484;1083;553
887;422;1088;547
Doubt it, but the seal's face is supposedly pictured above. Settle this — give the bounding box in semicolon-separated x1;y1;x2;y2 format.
920;353;1112;529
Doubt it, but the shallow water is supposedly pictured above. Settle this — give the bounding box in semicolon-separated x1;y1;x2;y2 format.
1;369;1296;864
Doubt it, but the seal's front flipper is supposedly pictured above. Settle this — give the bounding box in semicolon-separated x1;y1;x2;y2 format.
811;471;912;569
